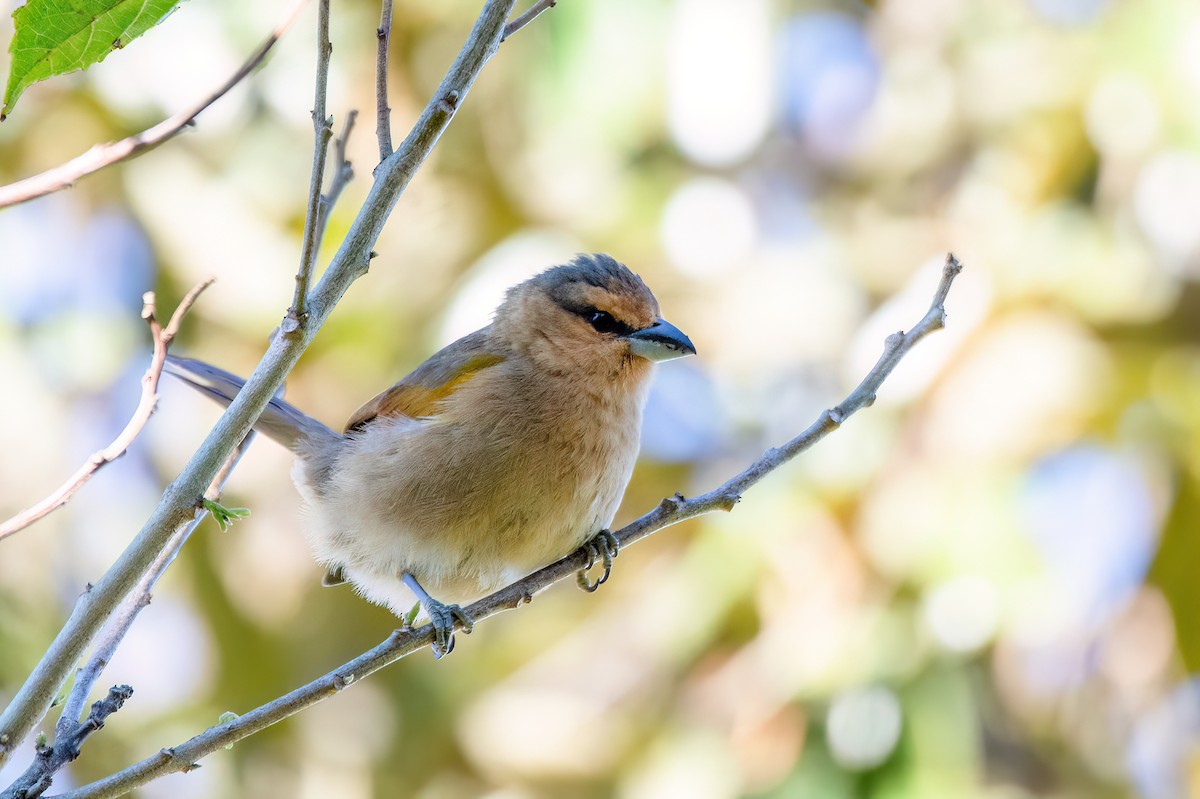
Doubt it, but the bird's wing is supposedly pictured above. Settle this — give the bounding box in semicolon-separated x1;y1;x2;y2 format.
344;327;506;431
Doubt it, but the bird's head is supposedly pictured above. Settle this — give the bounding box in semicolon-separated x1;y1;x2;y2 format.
495;254;696;378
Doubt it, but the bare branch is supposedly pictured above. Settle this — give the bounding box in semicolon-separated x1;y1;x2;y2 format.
0;0;309;210
314;110;358;247
286;0;335;333
0;279;215;541
375;0;395;162
0;0;517;770
49;256;964;799
55;434;255;749
502;0;557;41
1;686;134;799
2;289;239;795
3;436;261;798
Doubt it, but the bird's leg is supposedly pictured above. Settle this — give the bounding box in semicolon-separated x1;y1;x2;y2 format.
402;572;474;658
576;529;620;593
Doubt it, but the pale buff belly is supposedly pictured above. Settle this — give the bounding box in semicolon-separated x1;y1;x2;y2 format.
293;401;642;613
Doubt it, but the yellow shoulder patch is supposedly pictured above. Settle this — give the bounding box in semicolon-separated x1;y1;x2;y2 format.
345;352;505;431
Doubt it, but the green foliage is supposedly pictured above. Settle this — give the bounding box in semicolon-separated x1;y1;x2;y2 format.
218;711;239;749
202;499;250;532
2;0;185;119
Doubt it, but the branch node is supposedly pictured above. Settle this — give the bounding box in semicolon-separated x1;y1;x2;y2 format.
658;494;683;513
438;90;462;115
944;251;963;275
280;313;302;335
716;495;739;512
89;684;134;727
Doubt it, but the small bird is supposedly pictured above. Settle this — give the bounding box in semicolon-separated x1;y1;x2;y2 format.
166;254;695;655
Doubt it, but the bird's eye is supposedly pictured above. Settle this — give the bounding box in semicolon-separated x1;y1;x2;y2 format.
588;310;622;334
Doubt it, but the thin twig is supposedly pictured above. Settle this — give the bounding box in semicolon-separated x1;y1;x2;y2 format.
501;0;556;41
3;288;237;796
49;255;963;799
161;280;214;343
375;0;395;162
313;110;358;246
6;436;257;797
0;279;215;541
1;686;133;799
285;0;335;333
0;0;517;770
0;0;310;210
56;434;255;745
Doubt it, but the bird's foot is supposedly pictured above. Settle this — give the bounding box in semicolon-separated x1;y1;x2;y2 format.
401;573;475;658
576;529;620;593
426;598;474;658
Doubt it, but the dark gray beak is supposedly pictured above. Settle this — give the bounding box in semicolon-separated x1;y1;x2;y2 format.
625;318;697;363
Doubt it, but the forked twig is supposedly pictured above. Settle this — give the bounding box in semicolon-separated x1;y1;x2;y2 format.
0;279;215;541
0;0;310;210
286;0;336;331
502;0;557;41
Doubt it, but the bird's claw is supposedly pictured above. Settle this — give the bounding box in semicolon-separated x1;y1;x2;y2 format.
426;599;474;659
576;529;620;593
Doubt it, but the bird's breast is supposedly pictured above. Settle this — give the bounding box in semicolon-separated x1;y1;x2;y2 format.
307;364;651;601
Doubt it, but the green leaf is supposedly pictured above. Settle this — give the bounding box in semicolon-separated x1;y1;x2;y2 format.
202;498;250;532
3;0;187;119
218;711;239;749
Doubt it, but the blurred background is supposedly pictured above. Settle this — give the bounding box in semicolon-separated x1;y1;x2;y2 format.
2;0;1199;796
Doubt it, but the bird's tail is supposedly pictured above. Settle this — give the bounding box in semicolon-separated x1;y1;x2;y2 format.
164;355;339;449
